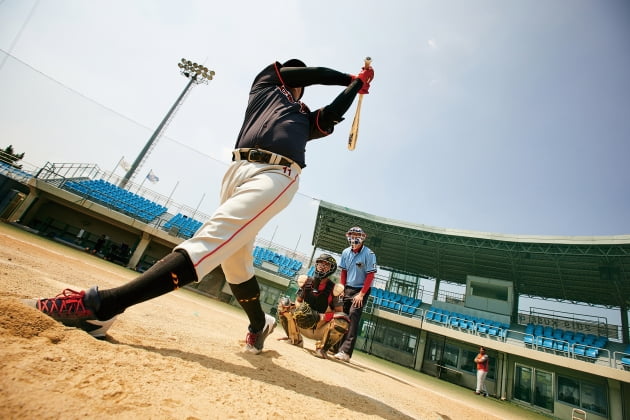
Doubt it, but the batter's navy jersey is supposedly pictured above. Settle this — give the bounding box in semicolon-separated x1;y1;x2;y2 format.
339;246;377;288
235;62;332;168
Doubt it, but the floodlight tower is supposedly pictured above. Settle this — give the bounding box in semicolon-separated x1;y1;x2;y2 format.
119;58;215;189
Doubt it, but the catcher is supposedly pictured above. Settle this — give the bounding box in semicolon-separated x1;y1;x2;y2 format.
277;254;349;359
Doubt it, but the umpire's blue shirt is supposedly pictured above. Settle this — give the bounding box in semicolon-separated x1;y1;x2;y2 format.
340;245;377;288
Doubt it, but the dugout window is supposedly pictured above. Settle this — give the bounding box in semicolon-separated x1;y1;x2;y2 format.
424;337;495;379
365;319;418;354
514;364;553;412
443;343;459;368
557;375;608;417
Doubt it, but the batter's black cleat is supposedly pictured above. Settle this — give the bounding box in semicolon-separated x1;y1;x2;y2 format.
245;314;276;354
25;286;116;338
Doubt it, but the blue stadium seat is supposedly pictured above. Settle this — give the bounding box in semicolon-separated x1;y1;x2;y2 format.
585;346;599;358
477;320;489;335
594;337;608;348
573;344;586;357
371;288;383;306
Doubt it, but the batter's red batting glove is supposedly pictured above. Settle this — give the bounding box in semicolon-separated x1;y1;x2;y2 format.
355;66;374;94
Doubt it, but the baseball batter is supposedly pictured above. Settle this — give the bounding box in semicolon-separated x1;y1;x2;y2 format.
30;59;375;355
277;254;349;359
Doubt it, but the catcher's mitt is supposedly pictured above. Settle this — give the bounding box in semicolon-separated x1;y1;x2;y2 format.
293;302;319;329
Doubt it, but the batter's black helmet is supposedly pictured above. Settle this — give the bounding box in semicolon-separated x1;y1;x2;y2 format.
282;59;306;100
314;253;337;280
283;59;306;68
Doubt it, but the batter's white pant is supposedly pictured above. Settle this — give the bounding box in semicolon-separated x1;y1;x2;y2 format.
476;369;488;395
176;160;300;284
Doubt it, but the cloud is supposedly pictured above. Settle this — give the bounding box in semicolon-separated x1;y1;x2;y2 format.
427;39;438;50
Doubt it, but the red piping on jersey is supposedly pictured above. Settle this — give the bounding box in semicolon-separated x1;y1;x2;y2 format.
314;110;328;135
275;62;302;104
194;175;298;269
274;62;285;86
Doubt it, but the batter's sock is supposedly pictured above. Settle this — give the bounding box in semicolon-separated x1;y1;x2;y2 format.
94;250;197;320
228;276;266;332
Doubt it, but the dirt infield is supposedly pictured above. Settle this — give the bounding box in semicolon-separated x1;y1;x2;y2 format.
0;223;548;420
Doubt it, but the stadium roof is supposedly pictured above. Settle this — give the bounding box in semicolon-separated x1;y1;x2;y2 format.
311;201;630;309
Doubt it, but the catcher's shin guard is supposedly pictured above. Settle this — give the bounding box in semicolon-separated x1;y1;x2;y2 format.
277;301;302;345
319;313;350;352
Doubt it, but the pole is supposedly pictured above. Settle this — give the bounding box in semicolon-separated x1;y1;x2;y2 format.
166;180;180;208
269;225;278;249
107;156;125;182
292;234;301;257
191;192;205;219
119;76;196;189
137;173;147;194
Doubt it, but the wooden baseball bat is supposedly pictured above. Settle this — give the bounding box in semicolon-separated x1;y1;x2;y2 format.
347;57;372;151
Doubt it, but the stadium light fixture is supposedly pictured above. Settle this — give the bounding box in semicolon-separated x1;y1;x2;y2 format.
119;58;215;189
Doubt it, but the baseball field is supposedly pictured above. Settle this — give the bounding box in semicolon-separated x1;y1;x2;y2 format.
0;222;549;420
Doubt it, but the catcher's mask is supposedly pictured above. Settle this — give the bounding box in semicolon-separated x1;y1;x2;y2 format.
314;253;337;280
346;226;366;248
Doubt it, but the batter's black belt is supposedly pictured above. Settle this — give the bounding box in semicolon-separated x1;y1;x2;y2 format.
233;148;295;167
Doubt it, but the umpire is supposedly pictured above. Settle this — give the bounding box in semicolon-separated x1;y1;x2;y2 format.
334;226;377;362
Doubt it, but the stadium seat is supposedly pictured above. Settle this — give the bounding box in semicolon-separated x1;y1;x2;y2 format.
573;344;586;357
585;346;599;358
594;337;608;348
524;334;534;346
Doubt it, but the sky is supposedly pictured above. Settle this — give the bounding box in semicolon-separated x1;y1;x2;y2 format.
1;0;630;261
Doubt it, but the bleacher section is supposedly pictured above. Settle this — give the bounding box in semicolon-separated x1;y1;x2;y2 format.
163;213;203;238
0;160;33;181
253;246;303;278
425;306;510;340
419;304;626;369
370;287;422;315
64;179;167;223
523;323;610;360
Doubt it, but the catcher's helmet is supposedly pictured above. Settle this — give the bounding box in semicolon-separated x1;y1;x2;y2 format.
346;226;367;246
314;253;337;279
